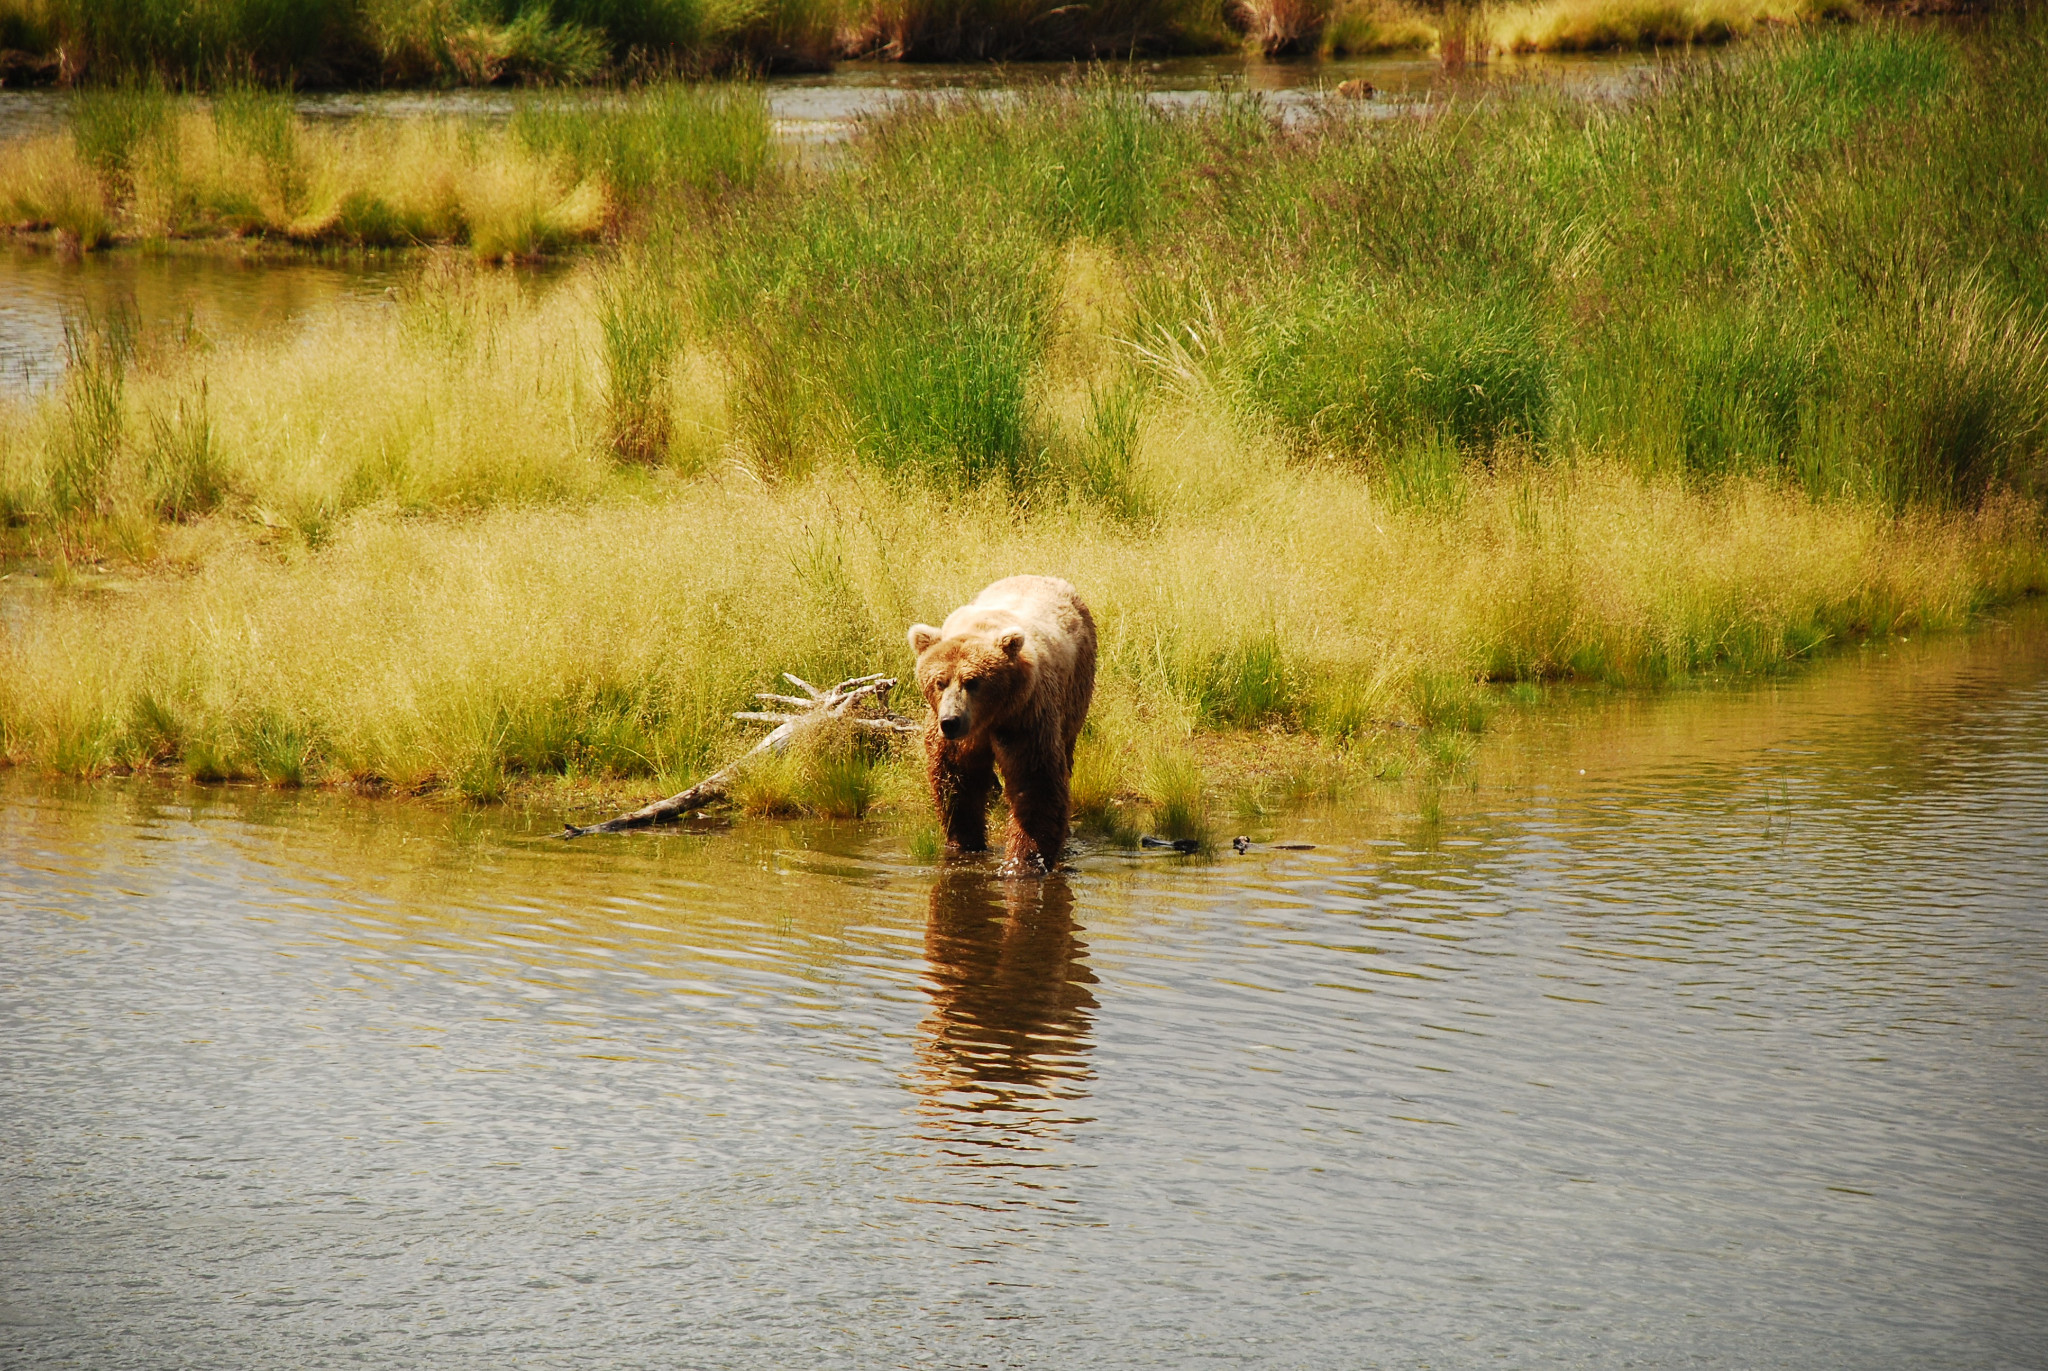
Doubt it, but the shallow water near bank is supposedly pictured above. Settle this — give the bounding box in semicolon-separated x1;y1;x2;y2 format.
4;612;2046;1368
0;47;1657;147
0;241;413;397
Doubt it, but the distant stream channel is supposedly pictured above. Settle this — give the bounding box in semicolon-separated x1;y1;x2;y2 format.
4;606;2045;1368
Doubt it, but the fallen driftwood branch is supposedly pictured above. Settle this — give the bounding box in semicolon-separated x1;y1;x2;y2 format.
561;673;920;837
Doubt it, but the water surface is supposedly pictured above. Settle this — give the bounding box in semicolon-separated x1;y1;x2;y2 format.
0;48;1658;147
0;242;407;397
4;615;2045;1367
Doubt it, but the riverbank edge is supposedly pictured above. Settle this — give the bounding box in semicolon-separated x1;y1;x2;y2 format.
5;586;2038;844
0;230;509;266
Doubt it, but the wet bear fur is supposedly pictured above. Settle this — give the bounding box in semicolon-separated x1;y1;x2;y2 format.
907;576;1097;872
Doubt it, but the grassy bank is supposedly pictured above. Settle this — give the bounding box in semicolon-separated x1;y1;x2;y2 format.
3;463;2036;820
0;0;1937;84
0;83;769;252
2;16;2046;831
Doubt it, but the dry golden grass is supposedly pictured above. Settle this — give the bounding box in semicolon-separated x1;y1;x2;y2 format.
1487;0;1836;53
0;109;606;256
3;429;2037;801
0;257;610;548
1322;0;1438;55
0;138;114;248
1246;0;1850;59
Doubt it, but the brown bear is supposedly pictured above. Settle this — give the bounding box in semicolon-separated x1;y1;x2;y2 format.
907;576;1097;872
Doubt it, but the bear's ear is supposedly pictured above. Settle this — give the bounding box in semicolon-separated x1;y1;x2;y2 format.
908;624;942;656
997;629;1025;657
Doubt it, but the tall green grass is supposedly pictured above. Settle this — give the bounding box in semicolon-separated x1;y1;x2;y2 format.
653;18;2048;510
513;83;771;206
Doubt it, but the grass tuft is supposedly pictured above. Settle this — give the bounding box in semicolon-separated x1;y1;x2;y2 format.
242;709;316;788
1412;671;1490;734
1142;747;1212;848
908;823;944;862
141;385;232;520
49;307;134;518
599;252;685;465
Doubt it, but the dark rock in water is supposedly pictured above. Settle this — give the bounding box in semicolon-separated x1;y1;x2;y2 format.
1140;835;1202;853
1232;836;1315;853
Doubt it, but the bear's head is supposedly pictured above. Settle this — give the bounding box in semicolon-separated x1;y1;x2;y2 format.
908;620;1033;742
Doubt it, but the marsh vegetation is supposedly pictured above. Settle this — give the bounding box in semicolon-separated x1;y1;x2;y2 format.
2;15;2044;838
0;82;766;252
0;0;1886;85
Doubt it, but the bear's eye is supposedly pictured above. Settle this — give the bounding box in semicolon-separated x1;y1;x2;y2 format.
963;678;980;693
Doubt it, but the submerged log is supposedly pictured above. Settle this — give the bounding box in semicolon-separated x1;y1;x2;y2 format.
561;672;920;837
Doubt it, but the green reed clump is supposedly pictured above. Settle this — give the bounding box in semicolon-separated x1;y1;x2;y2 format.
48;308;134;517
514;83;772;209
1167;634;1293;725
70;79;173;187
724;722;889;820
484;680;723;788
679;82;1235;489
1005;77;1206;242
1070;375;1150;522
796;725;886;819
598;251;685;463
1411;670;1488;734
1232;283;1551;463
1142;747;1212;847
907;823;945;862
123;689;185;766
211;84;308;219
48;711;119;778
240;708;317;786
1069;728;1133;830
835;270;1046;488
1865;280;2048;506
691;103;1062;486
1142;16;2048;504
141;386;233;520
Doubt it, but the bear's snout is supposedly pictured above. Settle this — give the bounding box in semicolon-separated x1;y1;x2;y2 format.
936;681;974;739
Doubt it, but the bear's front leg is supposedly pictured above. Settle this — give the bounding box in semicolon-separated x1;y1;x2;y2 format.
926;724;997;852
994;736;1070;873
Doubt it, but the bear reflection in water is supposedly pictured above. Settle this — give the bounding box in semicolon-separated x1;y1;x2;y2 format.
912;868;1098;1148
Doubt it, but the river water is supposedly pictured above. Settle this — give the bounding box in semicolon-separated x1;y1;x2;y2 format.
4;611;2044;1368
